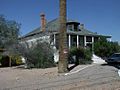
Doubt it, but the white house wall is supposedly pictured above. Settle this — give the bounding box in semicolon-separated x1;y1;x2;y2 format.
22;35;50;48
21;35;60;62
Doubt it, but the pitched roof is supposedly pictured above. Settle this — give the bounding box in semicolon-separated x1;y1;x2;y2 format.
23;18;59;37
23;18;111;38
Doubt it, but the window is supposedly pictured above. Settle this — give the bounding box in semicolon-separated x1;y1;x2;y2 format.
67;25;74;31
86;36;92;42
74;25;78;31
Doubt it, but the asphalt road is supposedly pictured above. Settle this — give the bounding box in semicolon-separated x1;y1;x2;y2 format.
0;64;120;90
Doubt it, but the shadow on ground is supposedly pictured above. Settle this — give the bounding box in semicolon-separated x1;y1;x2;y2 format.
101;63;120;69
68;64;77;71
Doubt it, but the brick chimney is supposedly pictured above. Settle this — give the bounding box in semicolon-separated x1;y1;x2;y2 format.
80;24;84;29
40;13;46;32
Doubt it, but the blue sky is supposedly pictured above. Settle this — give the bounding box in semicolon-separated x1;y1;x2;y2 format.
0;0;120;42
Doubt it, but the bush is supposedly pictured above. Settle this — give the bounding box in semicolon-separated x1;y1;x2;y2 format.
0;55;23;67
81;48;92;64
0;55;9;67
69;47;92;65
11;55;23;66
94;37;120;58
17;42;55;68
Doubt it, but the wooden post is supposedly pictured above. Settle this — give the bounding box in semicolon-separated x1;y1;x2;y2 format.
9;56;11;67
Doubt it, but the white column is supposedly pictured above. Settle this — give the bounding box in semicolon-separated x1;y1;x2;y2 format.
53;34;56;45
77;35;79;48
109;38;112;42
92;37;94;53
69;34;71;49
84;36;86;47
92;37;94;43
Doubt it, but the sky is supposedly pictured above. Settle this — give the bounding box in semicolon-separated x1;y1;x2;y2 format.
0;0;120;42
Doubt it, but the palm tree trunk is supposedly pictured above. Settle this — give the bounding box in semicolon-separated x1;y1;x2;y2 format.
58;0;68;73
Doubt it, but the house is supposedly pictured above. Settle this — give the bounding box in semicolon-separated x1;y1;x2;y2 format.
21;13;111;62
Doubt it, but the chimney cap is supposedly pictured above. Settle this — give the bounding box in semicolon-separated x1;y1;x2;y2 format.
40;12;45;17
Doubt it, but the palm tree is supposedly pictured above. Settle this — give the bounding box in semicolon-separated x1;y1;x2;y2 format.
58;0;68;73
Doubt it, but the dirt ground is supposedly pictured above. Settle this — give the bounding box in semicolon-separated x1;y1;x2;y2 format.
0;66;58;89
0;65;120;90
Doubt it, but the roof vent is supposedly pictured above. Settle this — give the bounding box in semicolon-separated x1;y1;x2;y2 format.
80;24;84;29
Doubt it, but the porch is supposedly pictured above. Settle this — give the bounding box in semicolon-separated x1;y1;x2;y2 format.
53;34;99;51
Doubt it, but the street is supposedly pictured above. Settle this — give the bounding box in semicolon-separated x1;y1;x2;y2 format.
0;64;120;90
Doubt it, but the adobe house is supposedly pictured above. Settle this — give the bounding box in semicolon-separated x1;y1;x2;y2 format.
21;13;111;62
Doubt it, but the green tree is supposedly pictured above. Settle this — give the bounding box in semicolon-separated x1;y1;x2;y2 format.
0;15;20;67
0;15;20;49
94;37;120;58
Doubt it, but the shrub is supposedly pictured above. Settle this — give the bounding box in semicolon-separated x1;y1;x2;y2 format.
94;37;120;58
80;49;93;64
11;55;23;66
69;47;92;65
17;42;55;68
0;55;9;67
0;55;23;67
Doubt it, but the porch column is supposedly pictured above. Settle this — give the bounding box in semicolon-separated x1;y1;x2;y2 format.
84;36;86;47
92;37;94;43
77;35;79;48
53;34;56;45
68;34;71;49
109;38;112;42
92;37;94;53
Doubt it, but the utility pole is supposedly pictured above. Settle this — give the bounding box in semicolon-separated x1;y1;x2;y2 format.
58;0;68;73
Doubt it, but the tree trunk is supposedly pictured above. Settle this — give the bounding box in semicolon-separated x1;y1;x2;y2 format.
58;0;68;73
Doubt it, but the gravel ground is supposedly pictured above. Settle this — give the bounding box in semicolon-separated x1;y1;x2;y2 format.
0;64;120;90
0;66;58;90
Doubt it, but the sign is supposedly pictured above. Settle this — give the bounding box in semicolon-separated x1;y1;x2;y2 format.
63;49;68;54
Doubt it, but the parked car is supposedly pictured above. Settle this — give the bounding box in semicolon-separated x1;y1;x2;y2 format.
105;53;120;64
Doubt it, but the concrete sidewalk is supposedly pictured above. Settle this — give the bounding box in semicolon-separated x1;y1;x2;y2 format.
92;54;106;64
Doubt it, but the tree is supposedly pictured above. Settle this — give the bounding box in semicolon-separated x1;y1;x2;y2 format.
0;15;20;49
0;15;20;67
94;37;120;58
58;0;68;73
